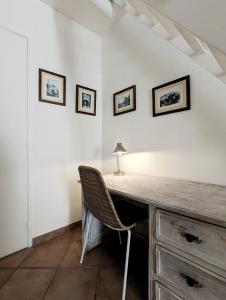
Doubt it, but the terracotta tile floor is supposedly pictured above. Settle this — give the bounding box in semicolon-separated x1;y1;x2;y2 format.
0;227;148;300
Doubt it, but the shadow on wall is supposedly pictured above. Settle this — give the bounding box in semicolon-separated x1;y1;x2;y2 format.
41;10;102;223
68;178;82;222
0;144;15;249
51;9;80;158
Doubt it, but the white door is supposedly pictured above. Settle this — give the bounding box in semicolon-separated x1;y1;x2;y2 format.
0;27;28;258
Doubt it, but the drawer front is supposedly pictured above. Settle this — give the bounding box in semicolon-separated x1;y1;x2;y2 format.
156;210;226;271
156;282;183;300
156;246;226;300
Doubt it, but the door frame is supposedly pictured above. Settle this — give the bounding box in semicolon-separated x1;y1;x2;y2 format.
0;25;32;248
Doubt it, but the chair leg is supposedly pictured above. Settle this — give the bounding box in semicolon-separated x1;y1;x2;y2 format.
118;231;122;245
80;212;92;264
122;230;131;300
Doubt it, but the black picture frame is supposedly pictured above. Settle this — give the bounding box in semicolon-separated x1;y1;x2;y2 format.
113;85;136;116
152;75;190;117
76;85;96;116
39;69;66;106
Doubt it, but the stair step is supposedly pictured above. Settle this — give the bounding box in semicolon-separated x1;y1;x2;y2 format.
137;13;153;27
209;45;226;74
127;0;158;25
113;0;126;7
124;2;139;16
193;51;223;76
115;0;226;84
218;74;226;84
152;22;171;39
91;0;113;17
176;26;205;56
170;34;194;56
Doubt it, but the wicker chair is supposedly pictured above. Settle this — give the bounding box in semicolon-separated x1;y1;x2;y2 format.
79;166;142;300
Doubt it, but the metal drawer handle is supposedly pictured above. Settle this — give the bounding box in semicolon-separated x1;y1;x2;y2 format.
180;273;203;288
181;232;203;244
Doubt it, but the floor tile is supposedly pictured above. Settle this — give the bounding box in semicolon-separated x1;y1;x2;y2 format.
55;231;77;241
61;238;124;268
0;270;14;288
72;226;82;241
44;267;98;300
61;238;123;269
21;240;70;268
83;241;124;269
60;241;81;268
0;269;55;300
95;268;145;300
0;231;147;299
0;249;31;269
56;227;82;242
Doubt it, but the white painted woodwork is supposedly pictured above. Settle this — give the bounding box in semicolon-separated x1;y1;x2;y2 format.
128;0;177;39
156;246;226;300
124;0;226;82
149;9;179;39
124;2;139;17
137;14;153;27
155;283;183;300
113;0;126;8
194;38;209;54
218;74;226;84
152;22;171;39
91;0;113;17
170;34;194;56
42;0;226;85
143;0;226;54
156;210;226;272
126;0;158;26
193;50;223;76
0;27;28;258
125;0;226;82
176;26;204;56
209;45;226;74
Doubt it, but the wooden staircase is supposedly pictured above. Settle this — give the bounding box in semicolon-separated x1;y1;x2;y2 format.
101;0;226;84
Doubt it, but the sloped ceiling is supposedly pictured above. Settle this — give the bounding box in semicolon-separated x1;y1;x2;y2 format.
144;0;226;54
41;0;226;84
41;0;112;35
42;0;226;55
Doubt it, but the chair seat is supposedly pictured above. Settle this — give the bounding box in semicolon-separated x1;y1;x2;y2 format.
113;198;148;228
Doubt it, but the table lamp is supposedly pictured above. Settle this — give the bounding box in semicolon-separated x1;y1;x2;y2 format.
113;142;127;176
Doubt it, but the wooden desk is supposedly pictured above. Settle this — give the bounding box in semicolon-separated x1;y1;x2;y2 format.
82;174;226;300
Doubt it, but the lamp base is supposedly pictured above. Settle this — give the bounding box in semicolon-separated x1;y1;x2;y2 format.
114;171;126;176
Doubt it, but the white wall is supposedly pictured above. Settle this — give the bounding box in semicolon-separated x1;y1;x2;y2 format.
1;0;226;241
102;15;226;185
0;0;102;238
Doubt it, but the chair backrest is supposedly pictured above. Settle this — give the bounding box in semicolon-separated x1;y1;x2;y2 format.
78;166;125;230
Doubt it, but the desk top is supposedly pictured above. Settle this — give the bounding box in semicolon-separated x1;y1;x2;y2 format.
104;174;226;227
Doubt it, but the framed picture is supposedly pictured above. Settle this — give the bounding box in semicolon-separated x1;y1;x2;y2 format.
152;75;190;117
76;85;96;116
39;69;66;106
113;85;136;116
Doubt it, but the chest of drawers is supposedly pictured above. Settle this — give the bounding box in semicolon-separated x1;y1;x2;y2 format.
155;282;182;300
153;209;226;300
